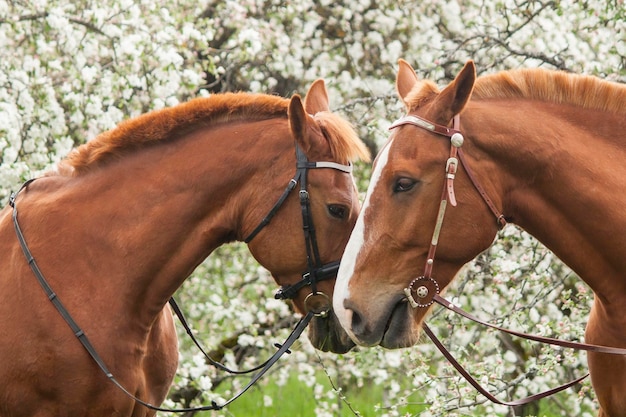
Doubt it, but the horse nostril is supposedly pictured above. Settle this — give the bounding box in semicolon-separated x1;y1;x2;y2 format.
350;308;365;336
343;300;366;338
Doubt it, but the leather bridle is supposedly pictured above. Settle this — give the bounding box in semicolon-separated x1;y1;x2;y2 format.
7;141;353;412
388;113;626;405
244;142;353;316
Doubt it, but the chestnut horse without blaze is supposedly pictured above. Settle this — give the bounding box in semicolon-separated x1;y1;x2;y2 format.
334;60;626;416
0;80;369;416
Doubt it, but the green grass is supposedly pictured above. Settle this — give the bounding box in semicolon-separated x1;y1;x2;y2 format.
195;372;420;417
189;371;590;417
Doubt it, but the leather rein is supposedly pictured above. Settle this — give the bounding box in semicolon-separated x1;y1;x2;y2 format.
389;114;626;406
8;142;352;413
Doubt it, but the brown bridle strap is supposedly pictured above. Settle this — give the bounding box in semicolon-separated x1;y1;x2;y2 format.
422;324;589;406
391;113;507;306
433;293;626;355
390;112;626;405
390;114;506;228
457;148;507;228
426;289;626;405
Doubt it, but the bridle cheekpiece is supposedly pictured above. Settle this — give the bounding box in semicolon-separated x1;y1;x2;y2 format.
389;114;469;308
244;143;352;317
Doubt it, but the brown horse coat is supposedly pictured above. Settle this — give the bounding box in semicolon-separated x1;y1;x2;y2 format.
334;60;626;416
0;82;368;416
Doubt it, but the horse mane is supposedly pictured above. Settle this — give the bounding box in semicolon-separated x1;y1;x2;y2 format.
406;68;626;115
472;68;626;113
58;92;370;176
57;93;290;176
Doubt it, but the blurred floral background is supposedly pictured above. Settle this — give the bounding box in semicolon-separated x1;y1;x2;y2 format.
1;0;624;416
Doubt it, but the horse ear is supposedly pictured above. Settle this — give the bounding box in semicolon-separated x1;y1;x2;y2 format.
433;60;476;121
303;79;330;114
396;59;419;105
289;94;310;148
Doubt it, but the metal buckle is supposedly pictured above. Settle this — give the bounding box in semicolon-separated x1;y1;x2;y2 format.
446;157;458;178
299;189;309;202
304;292;331;317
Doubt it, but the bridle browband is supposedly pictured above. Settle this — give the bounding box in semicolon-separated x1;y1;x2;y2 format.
7;142;353;412
244;142;352;314
389;113;626;406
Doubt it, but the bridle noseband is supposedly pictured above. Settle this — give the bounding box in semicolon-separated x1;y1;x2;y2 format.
388;112;626;405
244;143;352;316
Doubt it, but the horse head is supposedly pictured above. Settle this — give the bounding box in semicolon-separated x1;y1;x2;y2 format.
245;79;370;353
333;60;500;348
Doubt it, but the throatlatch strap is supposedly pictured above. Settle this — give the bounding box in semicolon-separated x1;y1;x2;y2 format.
244;177;299;243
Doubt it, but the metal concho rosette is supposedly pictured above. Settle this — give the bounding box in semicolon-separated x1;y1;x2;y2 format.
404;276;440;308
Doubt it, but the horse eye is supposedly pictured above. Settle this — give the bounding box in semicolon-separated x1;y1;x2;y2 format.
394;177;417;193
327;204;347;219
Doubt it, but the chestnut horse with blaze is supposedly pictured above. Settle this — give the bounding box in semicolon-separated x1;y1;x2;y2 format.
334;60;626;416
0;80;369;416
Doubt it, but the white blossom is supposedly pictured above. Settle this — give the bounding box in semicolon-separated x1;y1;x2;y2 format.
2;1;619;415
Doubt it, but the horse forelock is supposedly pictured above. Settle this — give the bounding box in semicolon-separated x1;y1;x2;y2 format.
472;68;626;114
313;112;371;163
58;93;290;176
404;80;439;112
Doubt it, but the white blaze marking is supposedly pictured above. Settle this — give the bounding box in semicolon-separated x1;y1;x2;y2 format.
334;139;394;332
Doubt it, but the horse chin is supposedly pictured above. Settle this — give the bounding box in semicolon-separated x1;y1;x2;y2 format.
307;311;356;354
379;300;422;349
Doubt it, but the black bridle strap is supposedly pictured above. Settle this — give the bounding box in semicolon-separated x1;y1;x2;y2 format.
274;261;340;300
168;297;276;374
295;144;322;295
244;143;352;303
243;145;352;244
9;181;313;413
243;178;298;244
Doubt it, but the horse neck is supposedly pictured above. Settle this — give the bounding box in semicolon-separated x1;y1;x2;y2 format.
29;119;293;326
465;100;626;301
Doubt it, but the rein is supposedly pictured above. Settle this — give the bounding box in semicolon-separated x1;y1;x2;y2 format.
168;297;282;375
8;142;352;412
389;113;626;406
